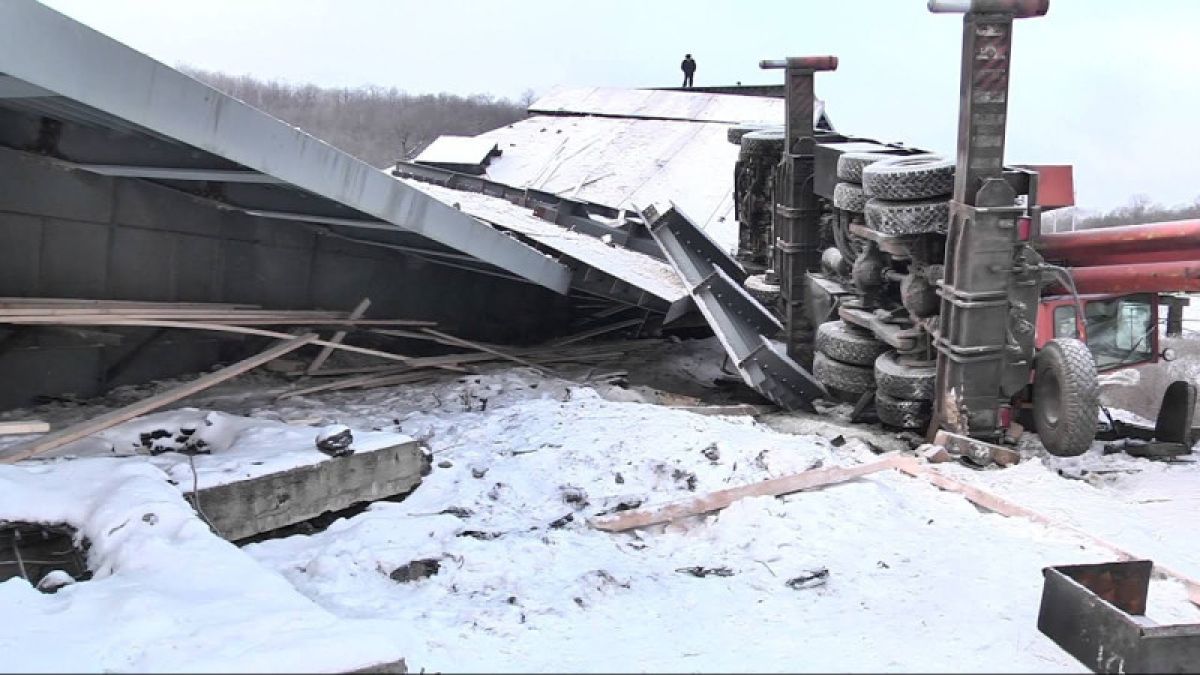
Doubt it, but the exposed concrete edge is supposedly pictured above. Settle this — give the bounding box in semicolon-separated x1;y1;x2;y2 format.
192;441;426;542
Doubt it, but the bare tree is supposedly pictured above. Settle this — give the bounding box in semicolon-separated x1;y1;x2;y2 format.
179;66;530;167
1077;194;1200;229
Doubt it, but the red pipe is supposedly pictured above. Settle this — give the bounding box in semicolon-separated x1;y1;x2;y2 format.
1039;219;1200;267
1055;261;1200;295
1055;247;1200;266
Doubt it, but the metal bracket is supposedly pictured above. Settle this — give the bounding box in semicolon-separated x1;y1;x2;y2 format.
1038;560;1200;673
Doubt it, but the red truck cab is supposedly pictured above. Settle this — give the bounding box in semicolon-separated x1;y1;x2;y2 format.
1036;293;1163;372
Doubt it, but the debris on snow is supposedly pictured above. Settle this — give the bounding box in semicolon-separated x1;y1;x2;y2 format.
389;558;442;583
3;337;1200;672
315;423;354;457
785;567;830;590
676;565;735;578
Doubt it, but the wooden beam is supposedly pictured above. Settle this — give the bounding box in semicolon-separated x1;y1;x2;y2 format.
0;298;259;309
0;308;346;317
279;369;433;399
0;334;318;464
551;317;644;347
420;328;548;374
0;420;50;436
0;318;458;369
892;457;1200;607
306;298;371;375
372;328;489;348
590;456;902;532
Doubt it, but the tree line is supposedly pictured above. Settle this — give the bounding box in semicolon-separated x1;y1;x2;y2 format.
1043;195;1200;232
1076;195;1200;229
181;66;531;167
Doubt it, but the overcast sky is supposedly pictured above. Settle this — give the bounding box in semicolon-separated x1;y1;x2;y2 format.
39;0;1200;212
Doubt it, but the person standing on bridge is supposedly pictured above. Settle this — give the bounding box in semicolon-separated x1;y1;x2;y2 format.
681;54;696;88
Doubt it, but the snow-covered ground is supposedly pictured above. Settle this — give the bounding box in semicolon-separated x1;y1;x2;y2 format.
0;459;408;672
3;337;1200;672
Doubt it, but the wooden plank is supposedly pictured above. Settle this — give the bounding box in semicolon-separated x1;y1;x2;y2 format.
279;367;412;399
372;328;495;349
297;363;414;378
0;420;50;435
590;456;902;532
0;308;346;317
0;318;453;369
0;298;259;309
892;457;1200;606
420;328;548;374
279;370;438;399
0;334;318;464
0;315;434;326
306;298;372;375
551;317;644;347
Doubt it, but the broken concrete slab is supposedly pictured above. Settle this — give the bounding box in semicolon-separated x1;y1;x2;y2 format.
192;440;426;542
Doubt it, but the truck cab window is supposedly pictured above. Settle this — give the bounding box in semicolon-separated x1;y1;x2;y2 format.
1083;295;1155;370
1053;306;1078;338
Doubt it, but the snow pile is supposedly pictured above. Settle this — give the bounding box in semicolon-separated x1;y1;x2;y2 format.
947;448;1200;589
0;459;407;672
4;339;1200;672
237;370;1196;672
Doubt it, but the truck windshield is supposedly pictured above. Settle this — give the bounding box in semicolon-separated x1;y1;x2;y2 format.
1084;295;1155;370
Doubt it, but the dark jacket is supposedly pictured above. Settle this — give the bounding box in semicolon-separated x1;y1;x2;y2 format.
681;57;696;74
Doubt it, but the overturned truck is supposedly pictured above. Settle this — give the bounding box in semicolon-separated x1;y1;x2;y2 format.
648;0;1198;461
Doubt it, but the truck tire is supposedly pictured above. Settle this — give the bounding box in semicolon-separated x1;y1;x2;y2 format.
833;182;868;212
862;155;954;200
876;391;932;430
836;152;891;183
744;273;781;306
816;320;888;366
864;197;950;235
741;130;786;156
874;351;936;401
1032;338;1099;457
814;352;875;394
728;122;780;145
